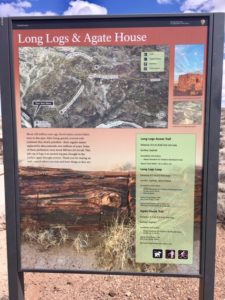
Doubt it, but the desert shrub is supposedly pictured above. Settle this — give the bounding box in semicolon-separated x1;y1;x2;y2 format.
96;217;169;273
36;229;58;249
218;183;225;193
219;172;225;183
22;225;69;250
23;228;38;243
53;225;70;245
219;150;225;160
219;140;225;149
96;217;136;270
72;233;89;253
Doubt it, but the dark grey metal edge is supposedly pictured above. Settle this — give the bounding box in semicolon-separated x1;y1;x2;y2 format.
199;12;225;300
22;268;201;278
9;13;210;31
7;16;24;275
0;17;24;300
8;12;212;22
199;13;214;276
9;12;212;19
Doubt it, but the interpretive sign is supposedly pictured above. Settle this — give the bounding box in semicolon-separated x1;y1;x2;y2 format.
11;18;207;274
0;14;224;300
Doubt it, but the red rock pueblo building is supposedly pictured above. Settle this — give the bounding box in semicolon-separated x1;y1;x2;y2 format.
176;73;203;96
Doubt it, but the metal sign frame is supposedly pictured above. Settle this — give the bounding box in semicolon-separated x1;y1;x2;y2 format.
0;13;224;300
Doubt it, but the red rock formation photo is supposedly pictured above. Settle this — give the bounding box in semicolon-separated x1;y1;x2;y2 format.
174;73;203;96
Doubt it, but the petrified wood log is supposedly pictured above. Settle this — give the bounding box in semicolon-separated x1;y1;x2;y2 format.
19;167;132;231
19;166;202;231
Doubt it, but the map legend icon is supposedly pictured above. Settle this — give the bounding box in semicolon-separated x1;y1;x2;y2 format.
165;250;176;259
178;250;188;259
153;249;163;259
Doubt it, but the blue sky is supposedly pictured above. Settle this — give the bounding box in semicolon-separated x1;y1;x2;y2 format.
1;0;180;15
88;0;182;14
174;45;205;81
0;0;225;16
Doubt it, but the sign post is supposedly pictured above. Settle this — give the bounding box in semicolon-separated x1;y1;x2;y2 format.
0;18;24;300
199;13;224;300
0;13;224;300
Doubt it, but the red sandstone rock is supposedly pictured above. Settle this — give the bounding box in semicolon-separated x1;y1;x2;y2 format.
175;73;203;96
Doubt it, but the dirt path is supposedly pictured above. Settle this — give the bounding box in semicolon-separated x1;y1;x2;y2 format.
0;164;5;217
0;226;8;298
1;223;224;300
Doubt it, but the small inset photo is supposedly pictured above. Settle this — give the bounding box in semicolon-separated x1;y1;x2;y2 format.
173;101;202;125
174;44;204;97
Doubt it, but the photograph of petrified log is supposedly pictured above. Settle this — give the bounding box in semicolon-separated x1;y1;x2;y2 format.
19;165;202;273
19;166;135;231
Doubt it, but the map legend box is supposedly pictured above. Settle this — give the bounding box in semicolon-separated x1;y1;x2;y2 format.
141;51;165;72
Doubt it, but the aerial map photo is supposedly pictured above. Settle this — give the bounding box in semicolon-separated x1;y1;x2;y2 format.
19;45;169;128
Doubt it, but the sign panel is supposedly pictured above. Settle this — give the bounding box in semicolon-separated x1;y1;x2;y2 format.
136;134;196;264
11;17;208;274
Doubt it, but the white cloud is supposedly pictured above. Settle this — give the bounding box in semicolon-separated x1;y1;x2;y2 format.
0;1;56;16
179;0;225;105
157;0;174;4
180;0;225;13
0;0;107;17
63;0;107;15
17;1;31;8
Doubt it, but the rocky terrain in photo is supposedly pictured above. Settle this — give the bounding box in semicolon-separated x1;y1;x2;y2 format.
19;46;169;128
173;101;202;125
